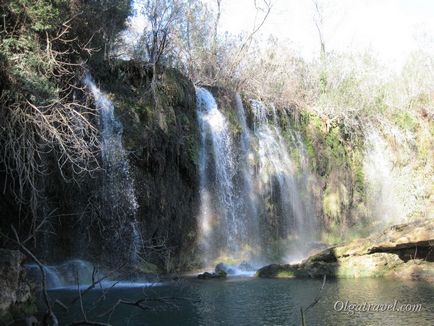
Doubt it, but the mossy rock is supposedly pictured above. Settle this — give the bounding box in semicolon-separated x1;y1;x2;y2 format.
257;220;434;281
336;253;403;278
0;299;37;325
256;264;305;278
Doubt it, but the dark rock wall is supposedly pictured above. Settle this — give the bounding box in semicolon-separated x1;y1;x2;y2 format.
0;61;201;272
89;62;201;271
0;249;35;323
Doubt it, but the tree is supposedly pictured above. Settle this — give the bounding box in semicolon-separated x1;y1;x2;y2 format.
115;0;273;88
312;0;326;59
140;0;185;65
312;0;328;94
0;0;128;244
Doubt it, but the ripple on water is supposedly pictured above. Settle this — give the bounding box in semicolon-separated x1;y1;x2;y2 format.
44;278;434;326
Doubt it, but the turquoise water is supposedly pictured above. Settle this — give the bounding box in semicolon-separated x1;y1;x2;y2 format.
47;277;434;325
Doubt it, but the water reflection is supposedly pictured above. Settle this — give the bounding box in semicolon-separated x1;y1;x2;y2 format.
47;278;434;326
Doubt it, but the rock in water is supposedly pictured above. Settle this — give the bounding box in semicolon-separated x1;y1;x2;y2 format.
197;270;227;279
215;262;236;275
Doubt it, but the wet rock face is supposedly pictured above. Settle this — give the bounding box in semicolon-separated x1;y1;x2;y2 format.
17;62;201;272
257;219;434;282
93;63;201;272
0;249;32;317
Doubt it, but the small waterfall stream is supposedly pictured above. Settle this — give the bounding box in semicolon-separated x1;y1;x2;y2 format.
25;260;159;290
364;129;410;224
235;94;260;257
23;75;147;290
84;74;141;264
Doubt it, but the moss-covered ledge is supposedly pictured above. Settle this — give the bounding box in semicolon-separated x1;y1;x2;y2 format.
86;60;201;272
257;219;434;282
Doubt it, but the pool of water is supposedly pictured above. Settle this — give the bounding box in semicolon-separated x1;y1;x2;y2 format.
46;277;434;325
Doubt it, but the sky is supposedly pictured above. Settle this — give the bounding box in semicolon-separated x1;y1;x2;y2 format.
215;0;434;70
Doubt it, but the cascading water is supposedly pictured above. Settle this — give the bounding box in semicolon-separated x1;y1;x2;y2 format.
363;129;410;224
84;74;141;264
25;260;94;289
196;87;240;265
251;100;316;261
196;88;317;267
235;94;260;247
25;260;159;290
130;221;144;264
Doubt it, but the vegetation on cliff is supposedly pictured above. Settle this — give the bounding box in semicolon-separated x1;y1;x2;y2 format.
0;0;129;241
0;0;432;271
0;1;433;324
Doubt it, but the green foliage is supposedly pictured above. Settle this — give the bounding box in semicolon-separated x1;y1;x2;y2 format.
392;110;418;131
119;96;155;124
9;0;68;31
1;34;59;104
0;0;132;234
319;68;328;94
321;218;371;245
304;139;316;161
373;89;388;114
1;0;130;103
295;107;369;232
325;126;346;166
351;151;365;194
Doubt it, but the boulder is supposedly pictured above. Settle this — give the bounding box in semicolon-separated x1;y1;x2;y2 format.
257;264;300;278
215;262;236;275
257;219;434;282
197;272;214;279
197;270;227;279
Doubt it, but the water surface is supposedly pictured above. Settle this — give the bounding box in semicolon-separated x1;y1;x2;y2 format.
47;277;434;326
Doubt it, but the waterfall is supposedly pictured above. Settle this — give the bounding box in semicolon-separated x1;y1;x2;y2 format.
25;260;94;290
25;260;160;290
196;87;239;265
84;74;141;264
251;100;316;261
234;94;260;258
130;220;144;264
196;88;317;267
364;129;410;224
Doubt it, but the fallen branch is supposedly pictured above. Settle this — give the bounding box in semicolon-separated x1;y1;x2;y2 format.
300;275;326;326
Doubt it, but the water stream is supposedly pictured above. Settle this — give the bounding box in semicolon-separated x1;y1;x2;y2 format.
84;74;141;265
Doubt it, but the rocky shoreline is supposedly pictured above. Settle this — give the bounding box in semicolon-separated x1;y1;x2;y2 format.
257;219;434;282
